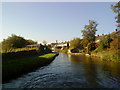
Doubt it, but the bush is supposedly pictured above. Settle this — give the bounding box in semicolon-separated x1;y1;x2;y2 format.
92;45;104;53
2;34;27;52
110;36;120;49
26;39;37;45
2;49;39;62
38;44;52;54
99;34;112;49
55;46;62;49
2;44;52;62
71;48;79;53
102;52;120;61
70;38;83;49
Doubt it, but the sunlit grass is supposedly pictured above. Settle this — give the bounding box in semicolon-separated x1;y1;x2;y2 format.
92;49;120;61
2;52;59;83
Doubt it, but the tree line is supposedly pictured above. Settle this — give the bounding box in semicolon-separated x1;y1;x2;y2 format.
61;2;120;56
1;34;37;52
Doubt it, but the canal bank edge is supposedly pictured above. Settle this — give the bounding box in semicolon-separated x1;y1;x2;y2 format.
2;52;59;84
67;52;120;62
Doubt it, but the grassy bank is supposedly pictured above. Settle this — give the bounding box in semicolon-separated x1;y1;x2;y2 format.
2;52;59;83
91;49;120;62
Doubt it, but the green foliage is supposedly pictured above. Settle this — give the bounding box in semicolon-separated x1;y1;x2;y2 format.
2;43;52;61
92;45;104;53
81;38;88;48
55;46;62;49
93;34;113;53
2;49;39;62
81;20;98;47
110;36;120;50
71;48;79;53
44;45;52;54
2;34;27;52
38;44;52;54
81;20;98;53
99;34;112;49
70;38;83;50
111;1;120;25
86;42;96;54
38;44;45;53
26;39;37;45
1;34;39;53
102;51;120;61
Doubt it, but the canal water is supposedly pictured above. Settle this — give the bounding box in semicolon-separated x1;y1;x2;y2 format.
3;53;120;88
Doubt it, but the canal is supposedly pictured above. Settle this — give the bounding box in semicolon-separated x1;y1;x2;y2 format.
3;53;120;88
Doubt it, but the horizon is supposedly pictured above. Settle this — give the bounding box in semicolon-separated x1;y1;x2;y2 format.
2;2;117;43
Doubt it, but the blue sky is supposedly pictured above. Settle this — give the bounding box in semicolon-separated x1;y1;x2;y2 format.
2;2;117;43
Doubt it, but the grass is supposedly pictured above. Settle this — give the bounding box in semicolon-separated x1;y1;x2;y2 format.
1;46;39;53
61;48;68;54
92;49;120;62
2;52;59;83
102;51;120;61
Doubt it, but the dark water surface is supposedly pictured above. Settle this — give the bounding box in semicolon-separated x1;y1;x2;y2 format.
3;53;120;88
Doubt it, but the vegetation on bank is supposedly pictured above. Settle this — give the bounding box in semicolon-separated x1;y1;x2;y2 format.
92;34;120;61
54;2;120;61
2;44;52;62
2;52;59;83
1;34;37;53
1;34;53;62
1;34;57;83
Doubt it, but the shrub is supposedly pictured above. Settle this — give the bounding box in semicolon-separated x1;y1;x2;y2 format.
99;34;112;49
92;45;104;53
71;48;79;53
55;46;62;49
70;38;83;50
102;52;120;61
26;39;37;45
110;36;120;50
2;34;27;52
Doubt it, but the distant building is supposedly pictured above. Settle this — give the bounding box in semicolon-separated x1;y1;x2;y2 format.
50;41;69;50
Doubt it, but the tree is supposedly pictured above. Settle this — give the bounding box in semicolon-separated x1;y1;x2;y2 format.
81;20;98;51
2;34;27;51
26;39;37;45
70;38;83;49
111;1;120;28
38;44;45;54
99;34;112;49
38;44;52;54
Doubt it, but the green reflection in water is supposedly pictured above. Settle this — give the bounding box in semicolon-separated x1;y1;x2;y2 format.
69;55;120;87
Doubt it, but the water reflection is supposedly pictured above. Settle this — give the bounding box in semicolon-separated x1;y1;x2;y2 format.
70;55;101;87
69;55;120;88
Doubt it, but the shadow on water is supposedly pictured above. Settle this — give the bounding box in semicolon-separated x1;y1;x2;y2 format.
2;53;120;88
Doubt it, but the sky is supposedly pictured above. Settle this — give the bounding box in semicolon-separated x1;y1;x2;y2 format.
2;2;117;44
